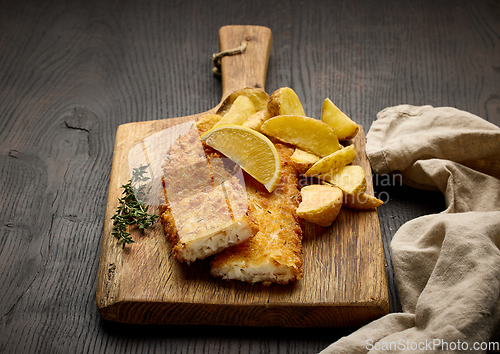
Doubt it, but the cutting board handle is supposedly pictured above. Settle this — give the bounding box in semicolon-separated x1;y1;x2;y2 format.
218;25;272;101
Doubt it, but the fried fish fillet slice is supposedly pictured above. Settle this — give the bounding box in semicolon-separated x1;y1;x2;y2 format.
160;126;258;264
210;143;303;285
160;176;258;263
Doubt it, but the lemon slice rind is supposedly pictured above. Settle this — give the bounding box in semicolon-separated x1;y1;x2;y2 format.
200;125;281;192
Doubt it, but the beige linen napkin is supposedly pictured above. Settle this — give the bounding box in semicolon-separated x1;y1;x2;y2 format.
320;105;500;354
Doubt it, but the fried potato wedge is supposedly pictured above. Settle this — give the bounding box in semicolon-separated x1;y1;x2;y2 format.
216;87;270;116
196;113;222;133
304;144;357;176
242;109;272;131
290;148;320;174
268;87;305;116
214;95;256;127
260;115;340;157
343;192;384;210
319;165;367;195
297;184;343;227
322;98;359;140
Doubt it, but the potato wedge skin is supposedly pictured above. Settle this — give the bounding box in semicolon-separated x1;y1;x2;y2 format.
322;98;359;140
297;184;343;227
242;109;272;131
214;95;256;127
260;115;340;157
290;148;320;174
267;87;305;116
319;165;367;195
304;144;357;176
343;193;383;210
216;87;270;116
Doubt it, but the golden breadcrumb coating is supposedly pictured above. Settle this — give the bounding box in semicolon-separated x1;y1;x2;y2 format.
159;126;258;263
210;144;303;285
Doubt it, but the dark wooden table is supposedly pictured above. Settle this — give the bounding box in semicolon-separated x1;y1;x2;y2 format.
1;0;499;353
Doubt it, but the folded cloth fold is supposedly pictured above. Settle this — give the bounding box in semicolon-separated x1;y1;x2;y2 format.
366;105;500;181
320;105;500;354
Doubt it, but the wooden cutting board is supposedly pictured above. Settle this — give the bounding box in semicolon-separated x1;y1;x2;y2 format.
96;25;389;327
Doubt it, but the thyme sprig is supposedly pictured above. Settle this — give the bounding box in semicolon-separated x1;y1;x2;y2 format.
111;165;159;247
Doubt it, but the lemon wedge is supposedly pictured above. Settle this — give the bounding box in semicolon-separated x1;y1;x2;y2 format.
200;125;282;192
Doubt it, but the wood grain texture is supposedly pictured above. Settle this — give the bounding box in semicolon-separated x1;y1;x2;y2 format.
0;0;499;352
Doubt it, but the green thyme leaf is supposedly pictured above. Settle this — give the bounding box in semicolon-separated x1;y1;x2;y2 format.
111;165;159;247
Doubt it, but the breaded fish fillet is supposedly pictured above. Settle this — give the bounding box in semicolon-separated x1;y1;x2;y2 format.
210;143;303;285
159;127;258;264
